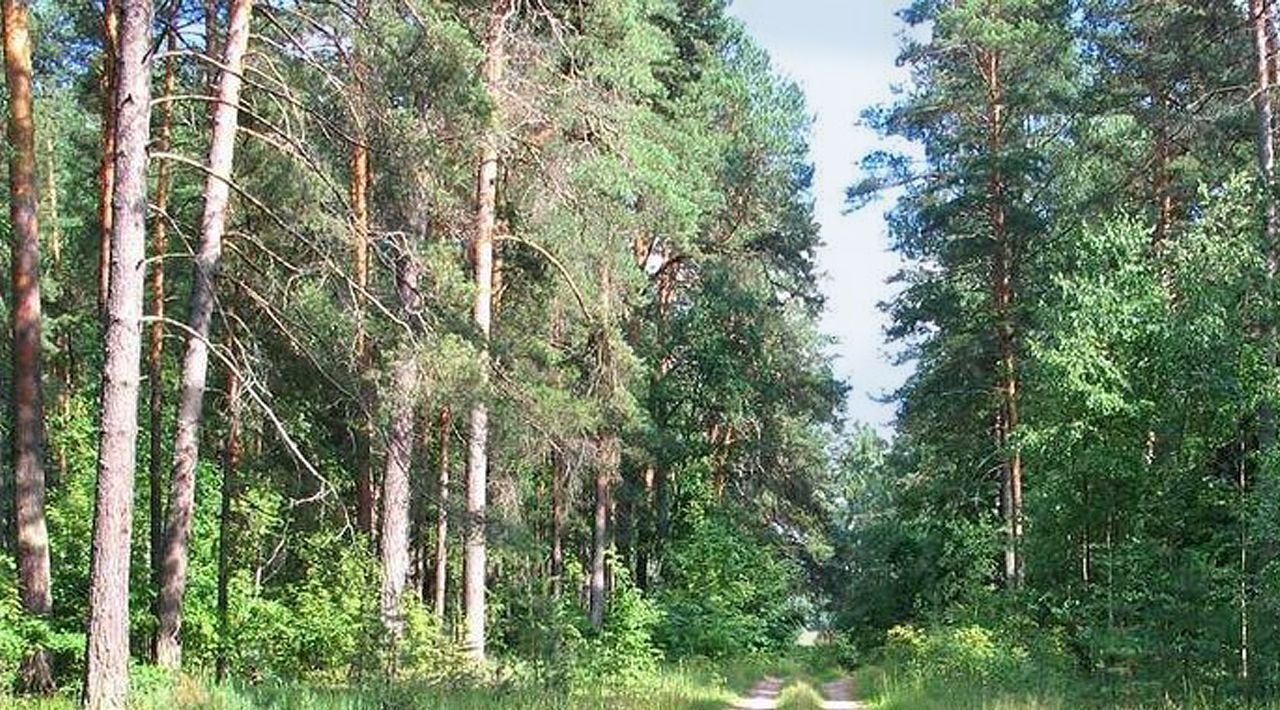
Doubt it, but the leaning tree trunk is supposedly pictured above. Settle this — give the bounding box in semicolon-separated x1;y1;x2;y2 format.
433;406;451;622
155;0;253;669
5;0;52;692
464;0;513;662
84;0;153;703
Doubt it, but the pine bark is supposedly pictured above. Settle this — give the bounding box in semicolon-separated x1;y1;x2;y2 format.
380;252;422;654
1254;0;1277;188
1255;0;1279;305
1254;0;1279;331
351;0;376;541
97;0;119;318
380;354;418;652
433;407;451;621
155;0;253;668
465;0;513;661
84;0;153;703
5;0;52;691
1244;0;1276;678
148;17;176;658
352;146;376;539
980;45;1024;589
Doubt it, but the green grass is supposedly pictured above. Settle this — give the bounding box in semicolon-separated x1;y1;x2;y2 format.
0;650;856;709
777;680;825;709
850;663;1280;710
0;658;780;709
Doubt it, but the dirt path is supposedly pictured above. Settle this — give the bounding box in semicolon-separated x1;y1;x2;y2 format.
728;675;865;709
819;677;865;709
729;676;785;709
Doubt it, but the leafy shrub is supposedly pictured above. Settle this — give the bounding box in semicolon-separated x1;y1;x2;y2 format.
656;509;804;659
884;622;1073;688
393;596;481;687
221;529;381;682
0;557;24;691
0;555;84;693
574;563;661;689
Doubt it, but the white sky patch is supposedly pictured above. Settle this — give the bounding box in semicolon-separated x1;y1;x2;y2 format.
729;0;917;436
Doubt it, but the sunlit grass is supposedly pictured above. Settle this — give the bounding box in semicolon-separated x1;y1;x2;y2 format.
850;663;1280;710
0;658;777;709
777;680;825;709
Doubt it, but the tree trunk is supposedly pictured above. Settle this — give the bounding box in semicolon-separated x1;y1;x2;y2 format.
5;0;52;692
433;406;451;622
352;146;376;539
97;0;118;319
84;0;153;703
155;0;253;669
981;46;1023;589
1254;0;1277;187
203;0;219;92
635;465;653;590
216;359;241;684
43;137;60;269
590;435;619;630
648;258;677;584
551;449;566;597
1238;440;1250;682
1253;0;1279;452
1245;0;1276;680
464;0;513;662
380;356;418;656
148;16;176;661
591;251;621;628
381;240;423;658
351;0;376;542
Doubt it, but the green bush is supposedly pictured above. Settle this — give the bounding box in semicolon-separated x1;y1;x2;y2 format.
0;557;24;691
393;596;481;687
656;509;804;659
220;529;381;682
0;555;83;694
574;563;661;689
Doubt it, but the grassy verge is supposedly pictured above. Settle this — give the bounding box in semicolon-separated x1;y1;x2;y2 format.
1;656;818;709
777;680;826;709
851;663;1280;709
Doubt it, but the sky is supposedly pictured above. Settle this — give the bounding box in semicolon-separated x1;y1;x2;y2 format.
728;0;914;435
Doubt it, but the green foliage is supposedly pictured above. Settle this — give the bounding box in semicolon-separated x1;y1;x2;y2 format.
575;566;662;688
224;530;382;682
657;502;804;658
841;0;1280;704
9;0;836;703
0;557;26;691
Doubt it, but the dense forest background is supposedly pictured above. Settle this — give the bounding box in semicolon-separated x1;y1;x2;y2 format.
6;0;1280;707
